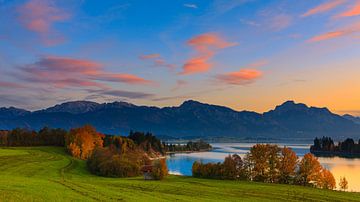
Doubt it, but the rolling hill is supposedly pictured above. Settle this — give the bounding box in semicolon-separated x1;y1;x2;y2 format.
0;146;359;201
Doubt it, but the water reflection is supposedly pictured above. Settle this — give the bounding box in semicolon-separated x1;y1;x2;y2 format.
166;143;360;192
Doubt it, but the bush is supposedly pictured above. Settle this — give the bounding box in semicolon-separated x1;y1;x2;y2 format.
87;147;144;178
151;159;168;180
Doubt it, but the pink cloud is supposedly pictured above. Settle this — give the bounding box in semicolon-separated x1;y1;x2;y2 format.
139;54;161;59
308;22;360;42
91;73;153;85
0;81;25;88
216;69;263;85
17;0;70;45
269;14;292;31
180;33;237;75
336;1;360;17
18;56;153;88
301;0;346;17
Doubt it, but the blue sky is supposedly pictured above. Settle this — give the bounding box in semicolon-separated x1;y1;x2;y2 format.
1;0;360;115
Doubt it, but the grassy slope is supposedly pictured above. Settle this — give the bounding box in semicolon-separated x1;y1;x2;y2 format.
0;147;359;202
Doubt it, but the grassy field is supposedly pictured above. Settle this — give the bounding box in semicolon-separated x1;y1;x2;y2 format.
0;147;359;202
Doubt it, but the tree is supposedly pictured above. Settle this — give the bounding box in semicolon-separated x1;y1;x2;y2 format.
151;158;168;180
244;144;280;182
278;147;298;184
296;153;322;187
320;168;336;190
339;176;348;191
222;155;238;180
66;125;104;159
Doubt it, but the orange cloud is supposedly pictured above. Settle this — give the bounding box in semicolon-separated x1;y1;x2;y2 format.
336;1;360;17
301;0;346;17
216;69;263;85
17;0;70;45
180;33;237;75
91;73;153;85
182;56;212;75
308;22;360;42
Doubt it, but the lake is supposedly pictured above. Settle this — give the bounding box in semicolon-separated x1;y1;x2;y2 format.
166;143;360;192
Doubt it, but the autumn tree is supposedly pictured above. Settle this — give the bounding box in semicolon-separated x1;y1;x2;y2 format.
278;147;298;184
151;158;168;180
244;144;280;182
222;155;238;180
0;130;9;146
319;168;336;190
296;153;322;186
339;176;348;191
66;125;104;159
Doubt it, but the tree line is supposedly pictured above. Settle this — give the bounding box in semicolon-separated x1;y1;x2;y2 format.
311;136;360;156
0;127;66;146
164;140;212;153
192;144;337;190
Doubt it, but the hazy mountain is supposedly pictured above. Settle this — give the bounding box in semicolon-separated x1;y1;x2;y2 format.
40;101;101;114
0;100;359;139
343;114;360;125
0;107;30;118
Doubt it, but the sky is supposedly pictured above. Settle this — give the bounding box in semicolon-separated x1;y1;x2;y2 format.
1;0;360;115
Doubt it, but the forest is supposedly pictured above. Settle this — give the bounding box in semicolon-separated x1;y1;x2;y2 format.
310;136;360;157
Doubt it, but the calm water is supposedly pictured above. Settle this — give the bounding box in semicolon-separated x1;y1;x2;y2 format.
166;143;360;192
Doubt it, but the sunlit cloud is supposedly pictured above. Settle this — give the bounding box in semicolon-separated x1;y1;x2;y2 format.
215;69;263;85
16;56;153;88
180;33;237;75
17;0;70;45
90;73;153;85
336;1;360;17
301;0;346;17
214;60;265;85
87;89;154;99
308;22;360;42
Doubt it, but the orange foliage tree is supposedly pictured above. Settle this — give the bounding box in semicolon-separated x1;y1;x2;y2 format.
296;153;322;186
278;147;298;184
66;125;104;159
339;176;348;191
244;144;280;182
320;168;336;190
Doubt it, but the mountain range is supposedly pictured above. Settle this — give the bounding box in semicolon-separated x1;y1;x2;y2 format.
1;100;359;139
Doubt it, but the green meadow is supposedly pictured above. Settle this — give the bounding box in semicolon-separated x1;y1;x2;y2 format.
0;147;359;202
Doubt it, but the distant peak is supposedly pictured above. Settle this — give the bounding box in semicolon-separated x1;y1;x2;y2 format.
43;100;100;114
103;101;136;108
180;100;205;107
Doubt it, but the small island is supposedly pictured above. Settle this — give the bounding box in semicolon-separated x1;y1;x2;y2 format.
310;136;360;158
164;140;212;154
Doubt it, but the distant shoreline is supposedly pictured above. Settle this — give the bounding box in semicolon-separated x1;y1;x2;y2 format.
311;150;360;158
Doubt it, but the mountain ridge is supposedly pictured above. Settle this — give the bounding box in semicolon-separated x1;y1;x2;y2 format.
1;100;359;139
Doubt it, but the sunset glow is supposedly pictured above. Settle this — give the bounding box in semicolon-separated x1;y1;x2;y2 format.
1;0;360;115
